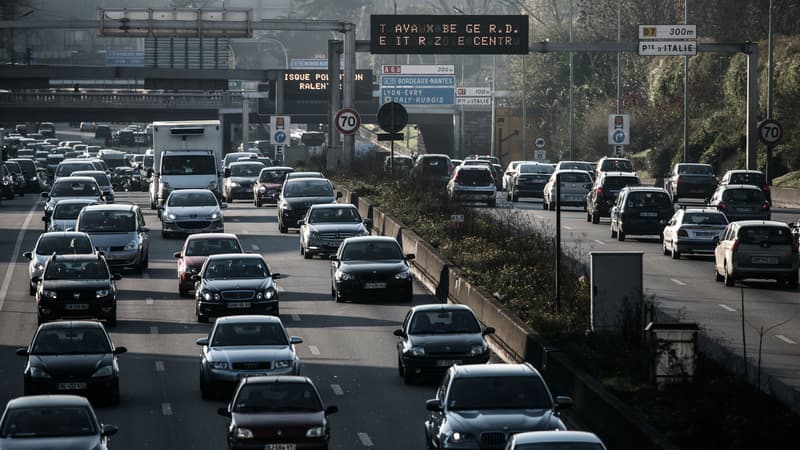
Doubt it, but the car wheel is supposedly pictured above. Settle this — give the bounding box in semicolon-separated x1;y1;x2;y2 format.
506;192;511;201
586;212;592;222
403;367;416;385
29;284;35;296
161;230;170;239
142;253;149;269
106;310;117;328
591;213;600;224
610;225;617;238
511;193;519;202
200;373;214;401
255;199;261;207
303;250;312;260
334;289;343;303
279;222;288;234
671;246;681;260
715;266;724;282
397;355;406;378
179;289;189;297
724;262;735;287
617;229;625;241
788;273;799;289
197;304;208;323
663;240;670;256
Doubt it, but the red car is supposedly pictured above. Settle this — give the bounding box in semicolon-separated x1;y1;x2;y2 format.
254;166;294;207
173;233;243;297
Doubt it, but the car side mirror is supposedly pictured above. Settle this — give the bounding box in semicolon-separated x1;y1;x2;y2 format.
483;327;495;336
112;273;122;281
101;424;119;437
223;168;231;178
404;253;415;260
40;192;49;198
271;273;281;279
23;251;32;260
336;191;343;199
425;399;443;412
297;220;305;226
140;226;149;233
363;218;373;228
217;407;231;418
196;337;209;346
114;346;128;355
191;274;201;282
329;255;338;261
325;405;339;415
174;252;182;259
290;336;303;344
555;395;573;410
220;203;228;209
15;348;28;357
393;329;406;338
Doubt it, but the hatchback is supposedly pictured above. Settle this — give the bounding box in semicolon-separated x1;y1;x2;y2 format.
661;208;728;259
507;162;554;202
412;154;454;185
543;169;593;210
586;171;640;223
447;165;497;207
714;220;799;288
719;169;770;203
610;186;673;241
160;189;226;237
75;204;150;272
708;184;770;222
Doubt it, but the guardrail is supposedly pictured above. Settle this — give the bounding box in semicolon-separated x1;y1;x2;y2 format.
0;91;243;109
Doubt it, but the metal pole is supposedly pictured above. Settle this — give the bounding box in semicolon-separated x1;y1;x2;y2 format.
616;0;621;113
343;25;356;167
242;96;249;150
522;55;527;161
746;43;759;170
555;172;561;313
766;0;774;184
683;0;689;163
490;55;496;158
568;0;574;160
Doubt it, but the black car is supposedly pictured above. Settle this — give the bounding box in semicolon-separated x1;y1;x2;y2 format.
586;171;640;224
17;321;127;405
424;363;572;450
34;254;121;326
330;236;414;303
194;253;281;323
0;395;118;449
507;162;554;202
610;186;674;241
8;158;46;192
277;177;340;233
0;163;15;200
5;161;26;197
394;304;494;384
664;163;717;202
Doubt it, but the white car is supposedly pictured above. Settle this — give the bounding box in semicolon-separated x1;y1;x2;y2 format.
505;431;607;450
542;169;593;210
661;208;728;259
160;189;226;238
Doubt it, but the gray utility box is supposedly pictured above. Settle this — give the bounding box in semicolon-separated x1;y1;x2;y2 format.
590;251;643;334
645;322;699;388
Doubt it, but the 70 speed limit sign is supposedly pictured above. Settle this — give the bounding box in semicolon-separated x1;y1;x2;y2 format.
758;119;783;146
334;108;361;135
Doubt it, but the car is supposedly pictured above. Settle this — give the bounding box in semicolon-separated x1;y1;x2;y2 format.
412;154;454;185
24;231;97;295
196;315;301;397
86;145;101;157
447;165;497;207
94;124;112;144
661;208;729;259
299;203;371;259
504;430;608;450
424;363;572;450
112;129;134;147
194;253;282;323
74;203;150;272
222;161;265;202
585;171;640;224
542;169;594;210
253;166;293;207
47;198;101;232
174;233;243;297
707;184;771;222
37;122;56;138
595;156;634;179
0;163;15;200
394;304;494;384
45;153;65;176
80;121;97;132
8;158;46;192
664;163;717;203
5;161;27;196
277;177;340;233
507;162;554;202
719;169;771;203
0;395;118;449
70;170;114;202
554;160;597;180
714;220;799;288
217;375;337;449
17;320;127;405
385;154;415;176
53;159;97;180
42;176;105;229
330;236;414;303
609;186;674;241
222;151;260;170
34;253;121;326
160;188;227;238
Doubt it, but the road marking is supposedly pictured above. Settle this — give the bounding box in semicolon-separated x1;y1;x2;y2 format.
0;202;37;312
718;304;736;312
670;278;687;286
291;314;301;321
309;345;320;355
233;218;241;222
150;326;158;335
242;229;250;234
143;272;150;280
357;432;373;448
146;297;154;305
161;403;173;416
593;240;607;246
331;384;344;395
776;335;797;345
155;361;165;372
564;225;573;230
251;244;259;251
535;215;545;220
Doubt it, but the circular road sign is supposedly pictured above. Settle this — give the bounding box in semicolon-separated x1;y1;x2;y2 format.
758;119;783;146
273;130;287;145
376;101;408;133
534;137;546;149
611;130;627;145
334;108;361;135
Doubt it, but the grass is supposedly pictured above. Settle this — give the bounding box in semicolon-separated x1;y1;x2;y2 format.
772;170;800;188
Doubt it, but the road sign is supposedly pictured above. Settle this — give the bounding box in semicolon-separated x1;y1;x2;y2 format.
377;102;408;133
380;68;456;106
290;58;337;69
534;149;546;161
456;97;491;106
638;41;697;56
382;65;455;75
334;108;361;135
105;49;145;66
381;75;456;87
456;87;491;97
534;137;546;149
380;87;455;105
758;119;784;146
270;115;291;145
639;25;697;40
608;114;630;146
228;79;242;90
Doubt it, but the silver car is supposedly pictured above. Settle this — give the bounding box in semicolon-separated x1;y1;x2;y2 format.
299;204;370;258
74;204;150;273
662;208;728;259
446;165;497;207
42;176;104;229
222;161;265;202
160;189;226;238
708;184;771;222
47;198;101;232
542;169;593;210
71;170;115;203
714;220;799;288
23;232;96;295
195;315;302;399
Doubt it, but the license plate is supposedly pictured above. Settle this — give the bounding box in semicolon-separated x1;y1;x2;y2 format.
227;302;251;309
752;256;778;264
57;382;87;390
265;445;296;450
696;232;718;237
640;212;658;217
239;373;269;379
436;359;462;367
65;303;89;310
737;208;751;213
363;282;387;289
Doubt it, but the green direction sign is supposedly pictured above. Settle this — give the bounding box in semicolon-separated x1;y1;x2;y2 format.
228;80;242;90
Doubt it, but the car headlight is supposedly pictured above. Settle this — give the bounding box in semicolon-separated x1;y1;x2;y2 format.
409;346;425;356
29;367;51;378
470;343;488;356
30;176;38;181
123;239;139;251
208;181;218;191
91;365;114;378
394;270;412;280
258;186;266;193
166;213;177;220
335;271;355;281
34;263;45;271
43;290;58;299
273;360;291;369
306;426;325;437
234;427;253;439
203;292;221;302
229;182;240;187
211;361;228;370
310;231;320;239
210;212;220;220
96;289;110;298
183;267;199;274
281;202;292;210
447;431;476;444
256;287;276;300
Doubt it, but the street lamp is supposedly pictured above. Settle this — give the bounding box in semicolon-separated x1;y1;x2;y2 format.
487;74;496;158
260;36;289;69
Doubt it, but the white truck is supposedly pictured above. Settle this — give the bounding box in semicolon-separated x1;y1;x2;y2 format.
149;120;223;209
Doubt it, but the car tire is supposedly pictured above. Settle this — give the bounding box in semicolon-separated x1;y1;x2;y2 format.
788;273;799;289
334;290;343;303
591;213;600;224
610;226;617;238
724;263;735;287
142;253;149;269
617;229;625;241
303;250;312;260
511;193;519;202
255;199;261;207
586;212;592;222
715;267;724;282
279;222;288;234
179;289;189;297
29;284;35;296
403;367;416;385
106;311;117;328
162;230;170;239
200;375;214;401
397;355;406;378
506;192;511;201
671;246;681;260
663;241;670;256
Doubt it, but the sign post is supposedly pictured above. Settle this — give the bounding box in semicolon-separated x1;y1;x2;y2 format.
608;114;630;152
638;25;697;56
270;115;291;163
376;101;409;177
758;119;783;184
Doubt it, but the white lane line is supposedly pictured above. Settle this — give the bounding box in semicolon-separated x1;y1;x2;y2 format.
233;218;241;222
670;278;687;286
251;244;260;251
776;335;797;345
150;326;159;335
331;384;344;396
357;432;373;448
0;202;37;312
146;297;154;305
593;240;607;246
155;361;165;372
309;345;320;355
241;229;250;234
718;304;736;312
564;225;573;230
161;403;173;416
534;215;545;220
291;314;301;321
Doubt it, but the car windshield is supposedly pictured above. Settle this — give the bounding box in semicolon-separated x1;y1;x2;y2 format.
204;258;268;279
36;236;94;255
162;155;216;175
259;169;291;183
739;226;792;245
558;172;592;183
53;203;95;220
73;173;110;188
230;163;264;177
519;164;553;174
185;238;242;257
233;383;322;413
341;241;403;260
211;322;288;347
50;180;100;197
78;211;136;232
447;376;552;410
0;406;96;438
683;213;728;225
677;164;713;175
31;327;111;354
729;172;765;185
625;192;671;208
722;189;764;202
513;443;605;450
283;180;333;198
55;163;94;177
308;207;361;224
409;310;481;334
600;159;633;172
604;177;640;191
44;260;109;280
420;157;449;176
168;192;218;207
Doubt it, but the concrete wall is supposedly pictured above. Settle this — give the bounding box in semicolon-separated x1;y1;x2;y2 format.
771;186;800;209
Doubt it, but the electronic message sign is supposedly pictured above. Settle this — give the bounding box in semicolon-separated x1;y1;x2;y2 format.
269;70;373;101
370;15;529;54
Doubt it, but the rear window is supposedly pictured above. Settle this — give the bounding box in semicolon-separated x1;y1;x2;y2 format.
683;213;728;225
259;169;291;183
603;177;640;191
626;191;671;208
729;172;765;185
738;226;792;245
519;164;553;174
456;169;493;185
559;172;591;183
420;157;450;176
677;164;713;175
600;159;633;172
722;189;764;202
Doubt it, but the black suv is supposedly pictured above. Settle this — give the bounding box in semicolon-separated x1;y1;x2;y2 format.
34;254;121;326
595;156;634;179
277;177;340;233
424;363;572;450
586;171;640;224
610;186;674;241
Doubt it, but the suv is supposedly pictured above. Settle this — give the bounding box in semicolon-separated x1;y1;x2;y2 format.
412;154;454;185
714;220;799;288
586;171;640;224
74;204;150;272
447;165;497;207
610;186;674;241
719;169;771;203
664;163;717;202
277;177;340;233
424;363;572;450
595;156;634;179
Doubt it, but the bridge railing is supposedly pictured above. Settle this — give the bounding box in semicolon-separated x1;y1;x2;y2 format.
0;91;244;109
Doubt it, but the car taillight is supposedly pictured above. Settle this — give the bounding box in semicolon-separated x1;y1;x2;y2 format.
731;238;739;252
760;202;770;211
716;201;726;211
448;162;454;174
676;175;682;184
761;184;770;191
595;187;603;196
677;229;689;237
791;241;799;254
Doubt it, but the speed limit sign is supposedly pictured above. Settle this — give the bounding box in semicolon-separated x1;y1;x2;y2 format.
758;119;783;146
334;108;361;135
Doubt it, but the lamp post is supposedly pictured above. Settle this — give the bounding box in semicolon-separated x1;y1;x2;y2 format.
766;0;774;184
488;72;496;158
683;0;689;163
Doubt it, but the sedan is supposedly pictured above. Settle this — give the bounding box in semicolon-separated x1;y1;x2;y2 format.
24;231;97;295
160;188;227;238
662;208;728;259
196;315;302;398
218;375;337;450
253;166;293;207
299;203;371;259
330;236;414;303
223;161;266;202
42;176;104;230
394;304;494;384
0;395;118;449
505;431;607;450
174;233;243;297
17;320;127;405
194;253;281;323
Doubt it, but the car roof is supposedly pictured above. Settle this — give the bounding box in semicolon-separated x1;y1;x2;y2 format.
207;253;265;261
49;253;103;262
731;220;790;228
553;169;592;174
215;314;282;325
82;203;137;212
289;171;323;176
285;177;329;184
7;394;92;409
412;304;474;313
342;236;398;245
53;198;100;206
186;233;240;241
242;375;313;386
260;166;293;172
54;176;97;183
725;169;762;174
39;320;105;330
229;161;265;166
450;363;539;378
511;431;605;445
309;203;356;210
38;231;92;240
622;186;668;193
679;208;725;214
169;188;216;195
70;170;107;176
456;165;492;171
719;184;762;190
